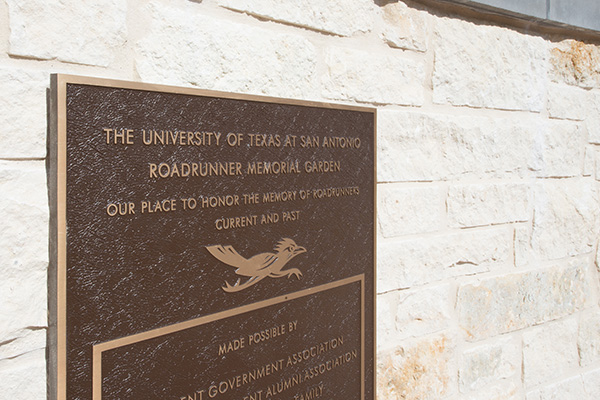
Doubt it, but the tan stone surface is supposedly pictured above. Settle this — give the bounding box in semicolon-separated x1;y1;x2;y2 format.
447;183;530;228
459;337;520;392
136;1;318;99
6;0;127;66
550;40;600;89
377;183;444;237
380;2;428;52
218;0;375;36
0;67;48;158
531;179;600;260
377;334;454;400
378;229;510;292
523;319;580;387
377;111;540;182
0;161;48;346
433;18;547;111
377;284;453;352
458;263;588;340
322;46;425;105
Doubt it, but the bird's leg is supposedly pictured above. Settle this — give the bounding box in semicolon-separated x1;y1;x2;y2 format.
271;268;302;279
222;276;265;293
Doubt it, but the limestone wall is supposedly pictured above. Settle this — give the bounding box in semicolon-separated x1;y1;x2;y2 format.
1;0;599;399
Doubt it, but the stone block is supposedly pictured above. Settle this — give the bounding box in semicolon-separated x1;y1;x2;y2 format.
583;368;600;398
531;179;599;260
527;376;586;399
7;0;127;66
433;17;547;111
377;334;454;400
536;121;584;178
579;310;600;366
550;40;600;89
218;0;375;37
0;67;48;158
522;318;579;387
447;183;530;228
136;1;318;99
377;183;444;237
0;161;48;343
380;2;428;52
377;110;539;182
547;84;588;120
378;228;510;292
458;262;588;340
0;349;46;398
377;284;453;352
322;46;425;106
459;336;519;392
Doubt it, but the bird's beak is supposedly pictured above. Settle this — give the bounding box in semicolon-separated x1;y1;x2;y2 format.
295;246;307;255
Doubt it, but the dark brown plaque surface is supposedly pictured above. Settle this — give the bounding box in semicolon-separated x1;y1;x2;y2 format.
49;75;375;400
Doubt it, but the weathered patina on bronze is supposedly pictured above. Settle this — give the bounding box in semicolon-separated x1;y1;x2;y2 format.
49;75;375;400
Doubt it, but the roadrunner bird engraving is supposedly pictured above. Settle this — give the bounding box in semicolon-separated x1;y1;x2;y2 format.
207;238;307;293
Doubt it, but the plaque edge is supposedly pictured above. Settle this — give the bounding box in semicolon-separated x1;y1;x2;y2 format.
51;73;377;114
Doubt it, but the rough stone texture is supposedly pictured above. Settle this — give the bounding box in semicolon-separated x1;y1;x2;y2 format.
217;0;375;36
380;2;428;52
583;368;600;398
531;179;600;260
447;183;530;228
377;111;540;182
322;46;425;105
459;336;520;392
6;0;127;66
377;284;453;352
550;40;600;89
0;328;45;360
377;334;454;400
463;383;519;400
433;18;547;111
0;349;46;399
136;1;318;99
528;376;588;400
378;228;510;292
0;161;48;346
458;263;588;340
596;151;600;180
522;318;580;387
377;184;444;237
547;84;589;120
583;147;595;176
0;67;48;158
588;92;600;144
579;310;600;366
514;225;534;268
536;121;585;178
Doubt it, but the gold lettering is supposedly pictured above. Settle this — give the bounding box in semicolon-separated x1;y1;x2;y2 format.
214;215;258;230
104;128;133;145
149;162;243;179
304;160;341;174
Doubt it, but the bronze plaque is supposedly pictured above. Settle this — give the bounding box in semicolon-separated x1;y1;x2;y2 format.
49;75;375;400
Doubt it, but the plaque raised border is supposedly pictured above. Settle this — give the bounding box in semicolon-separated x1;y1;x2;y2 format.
49;74;376;400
